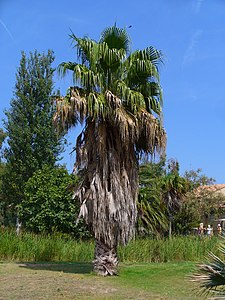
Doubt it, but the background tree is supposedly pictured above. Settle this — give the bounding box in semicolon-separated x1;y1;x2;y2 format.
55;25;166;275
137;159;168;236
0;129;6;225
18;165;90;238
0;129;6;153
161;159;189;236
173;168;225;234
138;158;189;237
2;50;64;226
184;168;215;189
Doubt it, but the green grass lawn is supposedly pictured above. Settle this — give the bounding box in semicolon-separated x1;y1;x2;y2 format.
0;261;205;299
115;262;202;299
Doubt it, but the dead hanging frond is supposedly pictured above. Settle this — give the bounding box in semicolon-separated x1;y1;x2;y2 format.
105;91;166;154
105;90;138;145
53;95;76;132
70;88;88;123
136;109;166;156
73;120;138;248
53;88;88;133
72;131;87;175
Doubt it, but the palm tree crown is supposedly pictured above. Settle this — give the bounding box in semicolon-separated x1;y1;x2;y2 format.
56;25;165;145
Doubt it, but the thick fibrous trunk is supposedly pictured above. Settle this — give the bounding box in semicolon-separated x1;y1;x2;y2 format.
74;120;139;275
93;239;118;276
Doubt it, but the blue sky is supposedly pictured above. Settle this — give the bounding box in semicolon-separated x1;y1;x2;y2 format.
1;0;225;182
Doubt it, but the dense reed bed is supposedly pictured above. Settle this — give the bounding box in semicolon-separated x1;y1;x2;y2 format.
0;230;221;263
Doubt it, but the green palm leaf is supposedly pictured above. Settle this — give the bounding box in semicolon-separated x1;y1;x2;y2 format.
99;24;131;54
69;33;98;67
138;192;168;236
192;242;225;297
58;61;77;77
115;80;146;112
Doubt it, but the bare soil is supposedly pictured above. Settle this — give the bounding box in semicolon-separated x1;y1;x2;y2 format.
0;262;164;300
0;262;204;300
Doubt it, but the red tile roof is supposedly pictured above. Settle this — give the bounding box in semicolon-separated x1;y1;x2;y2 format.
194;184;225;196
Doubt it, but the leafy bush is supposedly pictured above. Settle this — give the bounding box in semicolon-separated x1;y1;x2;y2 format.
18;165;90;238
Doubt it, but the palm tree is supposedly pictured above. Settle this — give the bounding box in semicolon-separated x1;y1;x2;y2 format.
161;159;188;236
54;25;166;276
192;244;225;297
137;162;168;236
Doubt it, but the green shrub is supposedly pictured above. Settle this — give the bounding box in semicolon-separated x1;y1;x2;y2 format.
18;165;90;239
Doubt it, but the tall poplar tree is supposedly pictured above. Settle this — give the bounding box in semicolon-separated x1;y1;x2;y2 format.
3;50;64;224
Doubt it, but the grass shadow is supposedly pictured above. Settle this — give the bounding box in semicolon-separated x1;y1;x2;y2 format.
18;262;93;274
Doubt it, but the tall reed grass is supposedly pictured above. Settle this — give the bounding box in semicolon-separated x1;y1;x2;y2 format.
119;235;221;263
0;230;94;262
0;230;221;263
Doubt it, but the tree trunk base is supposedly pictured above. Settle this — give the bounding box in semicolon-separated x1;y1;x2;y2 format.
93;240;118;276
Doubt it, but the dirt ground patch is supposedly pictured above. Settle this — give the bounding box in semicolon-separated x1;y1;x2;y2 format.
0;262;163;300
0;262;204;299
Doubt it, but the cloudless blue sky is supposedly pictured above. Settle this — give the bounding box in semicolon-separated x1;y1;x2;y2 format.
1;0;225;182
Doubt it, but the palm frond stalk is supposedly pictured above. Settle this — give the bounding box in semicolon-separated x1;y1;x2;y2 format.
54;25;166;276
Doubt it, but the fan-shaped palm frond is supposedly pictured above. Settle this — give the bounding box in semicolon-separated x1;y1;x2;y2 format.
136;109;166;155
137;190;168;236
161;173;188;212
99;23;131;55
137;161;168;236
192;243;225;297
126;57;160;82
72;64;104;91
99;42;127;76
57;61;77;77
69;33;98;67
115;80;145;112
